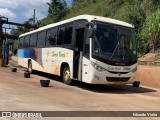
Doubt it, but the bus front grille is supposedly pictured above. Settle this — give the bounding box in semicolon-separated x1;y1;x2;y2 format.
106;77;130;82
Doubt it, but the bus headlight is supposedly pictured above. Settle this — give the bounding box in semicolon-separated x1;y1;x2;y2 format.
91;61;106;72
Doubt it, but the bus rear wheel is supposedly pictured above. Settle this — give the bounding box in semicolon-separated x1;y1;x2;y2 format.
28;61;33;74
62;66;74;85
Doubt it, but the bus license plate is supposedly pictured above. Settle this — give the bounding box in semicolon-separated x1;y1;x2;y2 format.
114;81;123;84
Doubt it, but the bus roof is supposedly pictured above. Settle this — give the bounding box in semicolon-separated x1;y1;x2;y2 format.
20;15;134;37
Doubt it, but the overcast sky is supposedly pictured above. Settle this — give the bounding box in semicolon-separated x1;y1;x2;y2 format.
0;0;71;23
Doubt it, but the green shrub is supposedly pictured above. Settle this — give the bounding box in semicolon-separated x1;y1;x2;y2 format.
140;10;160;51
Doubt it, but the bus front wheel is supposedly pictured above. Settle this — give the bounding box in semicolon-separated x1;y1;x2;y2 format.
62;66;74;85
132;81;140;87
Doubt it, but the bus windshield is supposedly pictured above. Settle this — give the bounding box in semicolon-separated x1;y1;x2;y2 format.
92;22;137;66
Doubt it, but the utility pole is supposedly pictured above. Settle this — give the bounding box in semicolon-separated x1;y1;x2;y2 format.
33;9;36;25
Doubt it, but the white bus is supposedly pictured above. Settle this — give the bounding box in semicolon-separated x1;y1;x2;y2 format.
18;15;138;86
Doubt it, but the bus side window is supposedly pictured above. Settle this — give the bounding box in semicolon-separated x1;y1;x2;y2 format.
46;28;57;46
19;37;24;48
57;27;65;45
24;36;30;48
30;33;37;47
37;31;46;47
64;25;73;44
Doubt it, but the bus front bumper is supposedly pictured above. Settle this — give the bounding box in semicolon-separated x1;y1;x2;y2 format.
84;67;136;85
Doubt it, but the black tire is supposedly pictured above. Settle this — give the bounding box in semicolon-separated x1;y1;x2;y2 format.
40;80;50;87
11;67;17;72
28;61;33;73
24;71;30;78
133;81;140;87
62;66;74;85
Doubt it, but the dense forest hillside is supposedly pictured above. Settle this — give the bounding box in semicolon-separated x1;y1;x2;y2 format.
11;0;160;55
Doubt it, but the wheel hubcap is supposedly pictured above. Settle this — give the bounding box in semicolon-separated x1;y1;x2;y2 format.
64;70;70;80
29;64;32;72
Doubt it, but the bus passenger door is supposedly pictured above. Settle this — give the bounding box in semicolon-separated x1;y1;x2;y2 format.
74;28;84;80
82;29;90;83
74;28;90;82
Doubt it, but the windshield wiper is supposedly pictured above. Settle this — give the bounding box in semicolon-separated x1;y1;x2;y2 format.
123;46;132;64
108;28;133;65
108;42;120;63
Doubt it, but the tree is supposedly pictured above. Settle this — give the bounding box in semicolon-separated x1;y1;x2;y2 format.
140;10;160;52
47;0;68;22
71;0;78;5
10;18;36;35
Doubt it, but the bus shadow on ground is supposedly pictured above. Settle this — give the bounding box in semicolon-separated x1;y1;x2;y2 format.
32;70;156;94
76;83;157;94
32;70;62;82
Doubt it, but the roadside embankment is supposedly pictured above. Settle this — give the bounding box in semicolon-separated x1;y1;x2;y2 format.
136;65;160;89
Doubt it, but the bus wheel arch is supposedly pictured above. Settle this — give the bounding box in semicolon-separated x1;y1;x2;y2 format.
61;63;74;85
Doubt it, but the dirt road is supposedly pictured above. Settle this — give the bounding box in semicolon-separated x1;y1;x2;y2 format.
0;66;159;120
